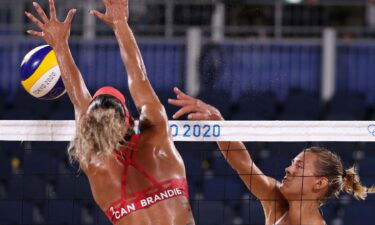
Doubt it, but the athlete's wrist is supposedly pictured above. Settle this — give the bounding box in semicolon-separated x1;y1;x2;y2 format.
52;40;69;52
112;20;129;30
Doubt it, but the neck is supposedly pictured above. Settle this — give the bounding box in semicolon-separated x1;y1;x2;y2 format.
287;200;322;224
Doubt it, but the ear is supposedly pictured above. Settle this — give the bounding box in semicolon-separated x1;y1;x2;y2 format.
313;177;329;192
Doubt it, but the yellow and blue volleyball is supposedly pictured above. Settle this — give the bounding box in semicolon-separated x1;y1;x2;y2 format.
20;45;66;100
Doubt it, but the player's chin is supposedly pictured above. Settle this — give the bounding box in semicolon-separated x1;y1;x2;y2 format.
279;182;287;193
279;180;294;196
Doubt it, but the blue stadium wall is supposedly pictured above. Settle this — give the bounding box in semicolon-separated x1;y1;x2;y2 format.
1;39;375;105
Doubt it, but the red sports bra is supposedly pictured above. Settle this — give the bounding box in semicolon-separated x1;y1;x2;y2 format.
105;134;189;224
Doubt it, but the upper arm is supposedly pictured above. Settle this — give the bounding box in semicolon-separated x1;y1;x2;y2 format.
128;70;168;125
139;102;168;128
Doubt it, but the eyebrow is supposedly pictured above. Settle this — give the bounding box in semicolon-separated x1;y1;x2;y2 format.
292;159;304;165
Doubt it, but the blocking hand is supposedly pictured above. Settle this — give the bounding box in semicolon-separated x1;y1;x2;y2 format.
168;87;223;121
90;0;129;27
25;0;76;47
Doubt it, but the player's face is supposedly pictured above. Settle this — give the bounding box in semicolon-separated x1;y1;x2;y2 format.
280;151;320;200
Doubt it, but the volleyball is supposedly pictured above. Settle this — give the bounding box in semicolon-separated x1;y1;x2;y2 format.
20;45;66;100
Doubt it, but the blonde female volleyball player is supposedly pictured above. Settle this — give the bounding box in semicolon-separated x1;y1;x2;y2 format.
169;87;375;225
25;0;194;224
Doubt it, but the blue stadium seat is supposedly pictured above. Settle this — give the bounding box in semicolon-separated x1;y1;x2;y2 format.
223;176;247;201
178;142;215;175
258;154;290;181
60;159;79;175
278;90;321;120
75;174;93;200
342;202;374;225
23;176;48;201
203;176;226;200
1;108;35;120
0;141;24;157
54;94;74;107
320;201;339;224
32;141;69;161
278;113;316;120
232;92;277;120
198;89;231;119
73;201;111;225
0;200;33;225
203;175;246;201
240;200;265;225
174;142;202;160
6;91;55;119
7;175;24;199
56;174;77;199
0;155;11;179
49;110;75;120
187;176;203;201
325;92;367;120
183;155;205;176
358;156;375;177
267;142;308;158
177;143;206;200
23;150;59;175
22;201;34;225
0;90;4;118
44;200;82;225
193;201;235;225
244;143;266;157
317;142;357;165
212;155;236;176
362;142;375;157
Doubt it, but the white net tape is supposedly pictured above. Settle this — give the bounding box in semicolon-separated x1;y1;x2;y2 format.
1;120;375;142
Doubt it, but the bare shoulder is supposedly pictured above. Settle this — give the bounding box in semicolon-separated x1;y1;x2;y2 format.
260;183;288;220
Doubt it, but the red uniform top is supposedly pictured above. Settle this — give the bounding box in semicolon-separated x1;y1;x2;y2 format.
105;134;189;224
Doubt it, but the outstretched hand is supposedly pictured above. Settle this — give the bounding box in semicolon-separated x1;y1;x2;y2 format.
90;0;129;27
168;87;223;121
25;0;76;47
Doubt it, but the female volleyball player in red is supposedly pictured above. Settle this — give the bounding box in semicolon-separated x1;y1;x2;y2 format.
169;87;375;225
25;0;194;224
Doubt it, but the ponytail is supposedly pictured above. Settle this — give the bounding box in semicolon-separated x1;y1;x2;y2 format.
342;167;374;200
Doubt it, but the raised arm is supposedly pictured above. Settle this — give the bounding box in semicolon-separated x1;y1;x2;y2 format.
168;87;285;202
25;0;92;120
90;0;165;125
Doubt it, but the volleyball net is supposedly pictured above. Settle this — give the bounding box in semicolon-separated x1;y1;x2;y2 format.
0;120;374;225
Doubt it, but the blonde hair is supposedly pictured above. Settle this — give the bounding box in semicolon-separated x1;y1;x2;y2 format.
68;107;125;168
304;147;375;205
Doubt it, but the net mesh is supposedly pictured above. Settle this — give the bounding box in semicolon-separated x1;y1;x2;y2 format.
0;121;374;225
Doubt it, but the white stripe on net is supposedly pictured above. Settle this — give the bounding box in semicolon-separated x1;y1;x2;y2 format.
1;120;375;142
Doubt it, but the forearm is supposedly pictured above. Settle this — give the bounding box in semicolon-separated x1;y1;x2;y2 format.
112;21;159;108
113;21;146;81
53;41;91;113
212;114;255;173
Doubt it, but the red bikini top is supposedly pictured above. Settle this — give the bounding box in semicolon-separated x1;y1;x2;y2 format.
105;134;189;224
